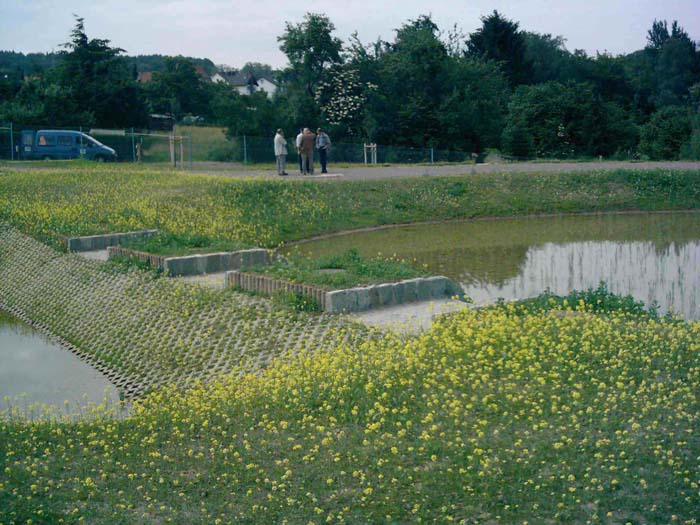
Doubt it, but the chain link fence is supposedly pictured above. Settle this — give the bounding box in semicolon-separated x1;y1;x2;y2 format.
0;124;477;167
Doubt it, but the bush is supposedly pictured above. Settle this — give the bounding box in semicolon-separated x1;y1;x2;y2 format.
639;106;692;160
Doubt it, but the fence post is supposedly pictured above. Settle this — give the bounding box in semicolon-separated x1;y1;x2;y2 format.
131;128;136;162
169;135;175;166
179;136;184;169
430;147;434;164
243;135;248;164
9;122;13;161
189;131;193;170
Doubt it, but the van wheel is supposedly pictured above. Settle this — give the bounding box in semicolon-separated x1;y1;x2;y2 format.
94;155;105;162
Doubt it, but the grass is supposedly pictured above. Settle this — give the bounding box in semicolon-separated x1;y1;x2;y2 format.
1;163;700;255
2;163;700;523
249;249;430;289
119;231;249;256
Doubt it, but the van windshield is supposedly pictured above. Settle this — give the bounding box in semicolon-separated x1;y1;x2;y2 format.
80;134;103;147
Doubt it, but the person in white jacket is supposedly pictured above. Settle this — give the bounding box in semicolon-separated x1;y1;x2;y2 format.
274;129;288;176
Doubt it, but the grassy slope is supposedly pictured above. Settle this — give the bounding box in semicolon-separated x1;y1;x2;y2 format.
1;163;699;254
2;165;700;523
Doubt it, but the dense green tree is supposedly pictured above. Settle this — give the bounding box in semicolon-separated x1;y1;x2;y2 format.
278;13;343;97
368;16;448;147
466;11;533;85
277;12;343;129
502;81;637;158
54;16;147;127
240;62;277;80
146;57;210;120
212;84;276;137
639;106;692;159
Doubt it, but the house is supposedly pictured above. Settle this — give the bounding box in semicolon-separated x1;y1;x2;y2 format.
212;71;278;96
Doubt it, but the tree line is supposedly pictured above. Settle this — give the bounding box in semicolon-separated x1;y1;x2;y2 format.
1;12;699;160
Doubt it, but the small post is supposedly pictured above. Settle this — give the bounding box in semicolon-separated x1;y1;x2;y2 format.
189;131;193;170
363;143;367;165
169;135;175;166
131;128;136;162
9;122;13;161
243;135;248;164
430;147;434;164
179;136;184;168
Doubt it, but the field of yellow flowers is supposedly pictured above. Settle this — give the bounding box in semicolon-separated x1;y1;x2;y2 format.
2;301;699;524
1;163;700;523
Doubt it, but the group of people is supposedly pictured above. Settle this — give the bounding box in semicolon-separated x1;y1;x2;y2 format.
274;128;331;176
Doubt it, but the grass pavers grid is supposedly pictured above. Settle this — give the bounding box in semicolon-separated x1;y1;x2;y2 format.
0;226;360;398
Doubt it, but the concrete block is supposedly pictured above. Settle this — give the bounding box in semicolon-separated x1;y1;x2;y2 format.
205;253;225;273
423;276;449;298
375;283;396;306
397;279;420;303
325;290;357;314
355;287;372;311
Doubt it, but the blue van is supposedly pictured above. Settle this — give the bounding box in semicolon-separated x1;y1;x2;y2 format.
20;130;117;161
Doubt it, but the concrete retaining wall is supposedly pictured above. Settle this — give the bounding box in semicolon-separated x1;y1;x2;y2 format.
164;249;272;276
108;246;273;276
324;276;464;314
67;229;158;252
226;271;464;314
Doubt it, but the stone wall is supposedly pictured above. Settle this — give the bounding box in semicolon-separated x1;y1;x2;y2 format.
324;276;464;314
66;229;158;251
107;246;273;277
226;271;465;314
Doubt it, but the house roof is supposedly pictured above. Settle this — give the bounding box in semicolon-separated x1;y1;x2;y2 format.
137;71;153;83
216;71;258;87
257;76;278;86
194;65;210;80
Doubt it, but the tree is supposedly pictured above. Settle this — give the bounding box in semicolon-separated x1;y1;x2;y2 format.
366;16;449;147
146;57;210;120
639;106;692;159
240;62;276;80
55;16;147;127
502;81;637;158
278;13;343;98
466;11;533;86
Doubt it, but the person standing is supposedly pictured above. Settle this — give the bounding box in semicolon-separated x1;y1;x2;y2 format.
299;127;316;175
274;129;288;176
295;128;304;174
316;128;331;174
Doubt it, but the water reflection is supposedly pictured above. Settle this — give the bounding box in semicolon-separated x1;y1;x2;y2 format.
460;241;700;318
0;311;121;418
291;212;700;320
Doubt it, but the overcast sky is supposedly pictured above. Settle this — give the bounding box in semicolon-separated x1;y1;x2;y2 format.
1;0;699;68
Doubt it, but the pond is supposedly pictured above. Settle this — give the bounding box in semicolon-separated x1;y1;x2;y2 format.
290;211;700;320
0;310;120;418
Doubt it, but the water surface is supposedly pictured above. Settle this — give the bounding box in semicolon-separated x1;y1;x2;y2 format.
290;212;700;319
0;310;120;417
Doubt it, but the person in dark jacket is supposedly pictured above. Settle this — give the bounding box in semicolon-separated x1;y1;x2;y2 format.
316;128;331;174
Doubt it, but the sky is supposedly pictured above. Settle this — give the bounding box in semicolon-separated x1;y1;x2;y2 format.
1;0;699;68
